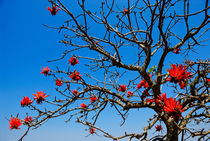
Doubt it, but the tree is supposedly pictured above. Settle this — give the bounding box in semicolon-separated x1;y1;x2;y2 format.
9;0;210;141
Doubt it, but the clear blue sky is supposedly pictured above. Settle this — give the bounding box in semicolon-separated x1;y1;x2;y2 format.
0;0;209;141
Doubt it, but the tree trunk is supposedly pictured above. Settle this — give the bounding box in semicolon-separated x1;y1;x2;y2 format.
166;122;179;141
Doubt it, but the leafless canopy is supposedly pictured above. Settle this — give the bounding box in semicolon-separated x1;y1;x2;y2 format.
17;0;209;141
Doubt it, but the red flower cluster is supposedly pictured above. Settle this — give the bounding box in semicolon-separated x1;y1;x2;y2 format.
155;125;163;131
89;128;96;134
118;84;127;92
24;116;33;123
127;91;133;98
137;80;149;89
167;64;191;89
33;91;49;104
56;79;63;86
147;93;184;119
21;96;33;107
72;89;79;96
164;98;185;119
69;70;82;82
146;93;167;105
69;57;79;66
90;95;97;102
41;67;50;76
81;103;87;109
137;75;152;89
9;117;22;129
47;6;61;16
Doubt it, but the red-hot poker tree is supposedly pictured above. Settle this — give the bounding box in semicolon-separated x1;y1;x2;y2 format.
9;0;210;141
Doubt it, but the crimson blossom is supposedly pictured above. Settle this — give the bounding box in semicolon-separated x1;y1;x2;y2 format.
9;117;22;130
89;128;96;134
163;98;185;119
95;41;99;45
72;89;79;96
47;6;61;16
68;57;79;66
90;95;97;102
20;96;33;107
137;75;152;89
33;91;49;104
155;125;163;132
24;116;33;123
81;103;87;109
173;48;180;54
69;70;82;82
146;93;167;104
137;80;149;89
179;81;187;89
66;83;70;89
166;64;191;89
127;91;134;98
118;84;127;92
123;8;129;15
56;79;63;86
40;66;50;76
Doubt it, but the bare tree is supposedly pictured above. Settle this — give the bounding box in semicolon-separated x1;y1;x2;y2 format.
9;0;210;141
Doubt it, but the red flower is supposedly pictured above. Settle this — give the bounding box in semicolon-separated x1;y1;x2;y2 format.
41;67;50;76
123;8;129;15
89;128;96;134
205;78;210;83
24;116;33;123
137;80;149;89
56;79;63;86
68;57;79;66
95;41;99;45
167;64;191;84
155;125;163;131
179;81;187;89
127;91;133;98
72;89;79;96
146;93;167;106
9;117;22;129
69;70;82;82
90;95;97;102
137;75;152;89
163;98;184;119
81;103;87;109
32;91;49;104
20;96;33;107
173;48;180;54
47;6;61;16
146;98;152;103
118;84;127;92
158;93;167;102
67;84;70;89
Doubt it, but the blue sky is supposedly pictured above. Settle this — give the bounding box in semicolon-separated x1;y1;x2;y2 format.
0;0;209;141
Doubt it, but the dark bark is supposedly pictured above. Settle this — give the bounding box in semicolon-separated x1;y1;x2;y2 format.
166;121;179;141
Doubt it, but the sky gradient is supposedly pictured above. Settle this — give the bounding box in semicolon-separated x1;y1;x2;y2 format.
0;0;209;141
